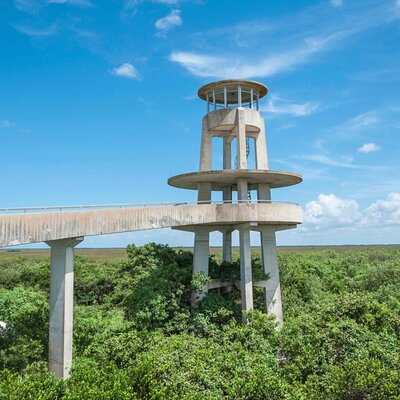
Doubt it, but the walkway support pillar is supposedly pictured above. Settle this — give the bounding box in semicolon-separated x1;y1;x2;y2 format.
192;227;210;308
239;227;253;322
45;237;83;379
260;226;283;328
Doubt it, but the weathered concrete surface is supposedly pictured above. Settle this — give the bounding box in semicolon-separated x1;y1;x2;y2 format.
46;237;82;379
0;203;302;247
168;169;302;190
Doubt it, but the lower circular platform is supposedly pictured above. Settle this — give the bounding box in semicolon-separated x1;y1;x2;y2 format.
168;169;302;190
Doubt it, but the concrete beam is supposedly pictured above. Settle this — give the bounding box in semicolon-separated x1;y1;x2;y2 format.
45;237;83;379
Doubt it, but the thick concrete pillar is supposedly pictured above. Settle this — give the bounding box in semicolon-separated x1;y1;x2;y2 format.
223;136;231;170
255;124;269;169
222;229;232;263
260;227;283;328
237;178;248;203
192;228;210;308
198;182;212;203
239;227;253;322
222;181;232;263
45;237;83;379
235;110;247;170
200;117;212;171
258;183;271;203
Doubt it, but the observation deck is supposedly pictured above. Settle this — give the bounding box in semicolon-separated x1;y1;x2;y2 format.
168;169;302;191
198;79;268;111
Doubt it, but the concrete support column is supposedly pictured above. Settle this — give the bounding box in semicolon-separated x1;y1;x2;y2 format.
200;117;212;171
255;124;269;169
222;181;232;263
239;227;253;322
222;229;232;263
235;110;247;170
192;228;210;308
45;237;83;379
258;183;271;203
260;226;283;328
223;136;231;170
198;182;212;204
237;178;248;203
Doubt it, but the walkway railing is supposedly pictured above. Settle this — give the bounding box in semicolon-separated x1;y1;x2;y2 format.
0;200;298;214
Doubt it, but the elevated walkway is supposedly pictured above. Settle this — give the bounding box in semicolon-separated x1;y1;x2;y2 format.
0;201;301;247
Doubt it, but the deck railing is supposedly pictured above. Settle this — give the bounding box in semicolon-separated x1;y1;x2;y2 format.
0;200;299;215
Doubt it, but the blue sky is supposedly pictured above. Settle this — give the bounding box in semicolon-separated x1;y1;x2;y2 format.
1;0;400;247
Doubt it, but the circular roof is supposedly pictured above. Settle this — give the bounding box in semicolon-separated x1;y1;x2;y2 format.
168;169;302;191
198;80;268;104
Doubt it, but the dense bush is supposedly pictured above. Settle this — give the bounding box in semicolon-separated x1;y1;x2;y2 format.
0;245;399;399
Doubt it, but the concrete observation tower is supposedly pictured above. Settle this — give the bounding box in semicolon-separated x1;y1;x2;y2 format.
168;80;302;324
0;79;303;378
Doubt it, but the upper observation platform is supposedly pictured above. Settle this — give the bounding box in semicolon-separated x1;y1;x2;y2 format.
198;80;268;112
168;170;302;191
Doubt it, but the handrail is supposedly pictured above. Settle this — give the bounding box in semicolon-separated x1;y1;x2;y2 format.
0;200;299;215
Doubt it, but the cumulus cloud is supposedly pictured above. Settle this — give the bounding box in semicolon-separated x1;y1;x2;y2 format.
111;63;139;80
303;194;361;229
302;192;400;232
155;9;182;33
357;142;380;153
262;96;320;117
0;120;14;128
364;193;400;226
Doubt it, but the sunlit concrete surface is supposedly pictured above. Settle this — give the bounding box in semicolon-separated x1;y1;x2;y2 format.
0;202;301;247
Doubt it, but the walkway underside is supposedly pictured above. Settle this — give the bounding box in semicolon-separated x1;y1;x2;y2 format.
0;202;301;247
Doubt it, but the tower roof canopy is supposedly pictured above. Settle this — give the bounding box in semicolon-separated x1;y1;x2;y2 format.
198;80;268;104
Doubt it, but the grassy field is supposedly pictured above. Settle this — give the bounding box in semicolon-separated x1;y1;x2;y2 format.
1;244;400;261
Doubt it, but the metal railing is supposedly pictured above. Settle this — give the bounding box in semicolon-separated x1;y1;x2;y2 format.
0;200;298;215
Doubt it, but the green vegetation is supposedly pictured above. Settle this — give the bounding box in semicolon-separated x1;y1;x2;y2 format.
0;244;399;399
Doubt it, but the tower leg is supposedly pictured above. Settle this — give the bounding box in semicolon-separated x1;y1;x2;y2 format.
45;237;83;379
260;227;283;328
222;229;232;263
239;227;253;322
191;229;210;308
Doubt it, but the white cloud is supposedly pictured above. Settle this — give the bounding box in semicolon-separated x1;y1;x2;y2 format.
47;0;93;7
300;154;360;169
0;120;14;128
364;193;400;226
169;33;342;78
13;24;58;37
345;112;378;131
262;96;320;117
331;0;343;7
357;142;380;153
303;194;361;229
111;63;139;80
302;192;400;232
155;9;182;33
